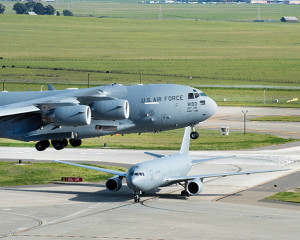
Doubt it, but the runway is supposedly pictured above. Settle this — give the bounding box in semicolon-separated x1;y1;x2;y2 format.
0;144;299;239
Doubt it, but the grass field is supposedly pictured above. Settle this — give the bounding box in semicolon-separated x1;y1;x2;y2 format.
1;12;300;88
250;116;300;122
266;189;300;203
0;161;126;186
2;1;300;21
0;4;299;103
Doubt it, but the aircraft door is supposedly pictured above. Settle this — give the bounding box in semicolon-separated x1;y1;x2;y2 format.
161;114;168;126
149;169;153;181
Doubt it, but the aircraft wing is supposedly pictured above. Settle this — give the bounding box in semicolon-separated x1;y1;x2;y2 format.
192;155;236;165
0;85;126;118
54;160;128;177
0;105;40;117
164;168;290;185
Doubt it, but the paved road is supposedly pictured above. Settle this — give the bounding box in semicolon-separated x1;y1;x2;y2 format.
199;106;300;139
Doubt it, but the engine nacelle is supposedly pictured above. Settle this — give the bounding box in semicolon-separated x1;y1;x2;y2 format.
92;99;129;120
186;178;204;195
105;176;122;192
44;105;91;126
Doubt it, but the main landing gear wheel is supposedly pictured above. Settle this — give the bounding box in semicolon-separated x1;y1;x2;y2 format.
51;139;68;150
181;190;190;197
190;131;199;140
35;140;50;151
69;139;82;147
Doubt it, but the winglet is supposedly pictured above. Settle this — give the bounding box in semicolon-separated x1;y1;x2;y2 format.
179;127;191;155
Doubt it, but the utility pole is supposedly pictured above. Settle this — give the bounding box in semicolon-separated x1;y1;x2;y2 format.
242;110;248;135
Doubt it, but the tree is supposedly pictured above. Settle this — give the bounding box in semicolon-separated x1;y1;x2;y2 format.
13;3;27;14
33;3;45;15
63;9;73;16
25;2;36;12
44;5;55;15
0;3;5;14
56;11;60;16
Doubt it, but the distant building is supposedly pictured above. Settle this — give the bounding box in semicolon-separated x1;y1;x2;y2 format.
280;16;298;22
251;0;300;3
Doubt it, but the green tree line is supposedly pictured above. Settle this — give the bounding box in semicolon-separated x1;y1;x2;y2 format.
11;2;73;16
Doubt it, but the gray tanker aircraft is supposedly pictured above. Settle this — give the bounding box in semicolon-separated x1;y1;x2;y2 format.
0;83;217;151
55;127;288;203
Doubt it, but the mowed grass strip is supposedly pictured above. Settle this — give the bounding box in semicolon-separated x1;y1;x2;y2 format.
0;161;127;187
0;129;296;150
250;116;300;122
266;190;300;203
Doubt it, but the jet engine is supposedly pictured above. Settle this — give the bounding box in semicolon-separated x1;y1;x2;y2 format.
44;105;91;126
105;176;122;192
186;178;204;195
92;99;129;120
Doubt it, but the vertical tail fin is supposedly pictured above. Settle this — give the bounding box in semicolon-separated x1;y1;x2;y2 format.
179;127;191;155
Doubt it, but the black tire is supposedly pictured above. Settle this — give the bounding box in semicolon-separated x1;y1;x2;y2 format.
51;140;64;150
134;196;140;203
35;140;50;151
190;131;199;140
62;139;68;148
69;139;82;147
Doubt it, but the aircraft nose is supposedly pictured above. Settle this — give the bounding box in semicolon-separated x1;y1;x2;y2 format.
206;97;217;118
126;176;142;191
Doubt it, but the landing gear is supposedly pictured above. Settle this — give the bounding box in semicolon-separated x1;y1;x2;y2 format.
51;139;68;150
190;126;199;140
35;138;82;151
190;131;199;140
35;140;50;151
69;139;82;147
134;191;141;203
181;190;190;197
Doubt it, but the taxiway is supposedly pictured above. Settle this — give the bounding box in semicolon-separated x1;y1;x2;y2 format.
0;143;299;239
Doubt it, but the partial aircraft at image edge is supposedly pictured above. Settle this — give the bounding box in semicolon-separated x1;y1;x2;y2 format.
0;83;217;151
55;127;289;203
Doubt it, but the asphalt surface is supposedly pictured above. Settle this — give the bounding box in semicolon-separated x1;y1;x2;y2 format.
0;144;299;240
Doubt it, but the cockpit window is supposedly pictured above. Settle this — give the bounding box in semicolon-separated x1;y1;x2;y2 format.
133;172;145;176
194;93;200;98
188;93;194;99
200;93;207;96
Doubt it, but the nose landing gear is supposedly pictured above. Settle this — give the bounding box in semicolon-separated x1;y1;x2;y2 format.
134;191;142;203
190;126;199;139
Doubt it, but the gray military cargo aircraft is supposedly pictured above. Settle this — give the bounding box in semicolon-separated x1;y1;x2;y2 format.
55;126;288;203
0;83;217;151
